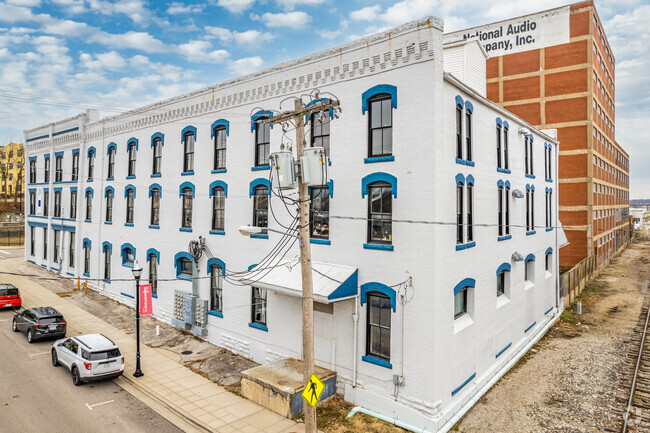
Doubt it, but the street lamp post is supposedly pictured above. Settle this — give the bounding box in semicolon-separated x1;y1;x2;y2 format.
132;260;144;378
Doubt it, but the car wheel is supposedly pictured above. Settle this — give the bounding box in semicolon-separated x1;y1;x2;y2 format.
11;319;18;332
27;329;34;343
51;349;59;367
71;366;82;386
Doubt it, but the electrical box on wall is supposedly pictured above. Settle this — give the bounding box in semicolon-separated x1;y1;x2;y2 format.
300;147;329;187
270;151;296;190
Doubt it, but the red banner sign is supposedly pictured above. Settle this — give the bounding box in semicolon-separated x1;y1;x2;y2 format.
139;283;153;317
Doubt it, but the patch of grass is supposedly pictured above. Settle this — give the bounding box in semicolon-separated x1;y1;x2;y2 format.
56;291;75;297
561;308;576;324
313;395;408;433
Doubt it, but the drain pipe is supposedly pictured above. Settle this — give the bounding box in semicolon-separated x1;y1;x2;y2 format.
347;407;431;433
437;313;560;433
352;300;359;387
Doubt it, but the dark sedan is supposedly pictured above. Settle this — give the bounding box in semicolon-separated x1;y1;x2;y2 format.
13;307;67;343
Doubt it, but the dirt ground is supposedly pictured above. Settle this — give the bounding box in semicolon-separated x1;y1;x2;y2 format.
454;233;649;432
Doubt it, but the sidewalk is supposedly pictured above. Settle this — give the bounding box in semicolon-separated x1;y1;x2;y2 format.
10;258;303;433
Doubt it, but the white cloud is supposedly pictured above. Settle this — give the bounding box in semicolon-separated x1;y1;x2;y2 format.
380;0;438;26
321;19;348;40
6;0;41;6
205;27;273;45
85;0;153;23
80;51;127;71
261;11;311;28
176;40;229;63
88;31;168;53
228;56;263;74
217;0;255;13
275;0;323;11
350;5;381;21
167;2;205;14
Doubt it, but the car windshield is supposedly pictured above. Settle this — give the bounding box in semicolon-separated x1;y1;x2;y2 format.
39;316;63;324
0;288;18;296
87;349;121;360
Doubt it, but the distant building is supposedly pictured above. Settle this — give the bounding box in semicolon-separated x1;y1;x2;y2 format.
24;17;563;432
0;141;24;200
445;1;631;268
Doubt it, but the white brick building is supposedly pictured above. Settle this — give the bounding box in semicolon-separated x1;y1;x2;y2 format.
24;16;562;432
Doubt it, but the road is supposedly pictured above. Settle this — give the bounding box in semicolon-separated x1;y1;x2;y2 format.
0;248;26;259
0;307;184;433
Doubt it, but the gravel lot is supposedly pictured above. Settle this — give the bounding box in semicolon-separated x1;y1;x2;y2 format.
455;234;648;432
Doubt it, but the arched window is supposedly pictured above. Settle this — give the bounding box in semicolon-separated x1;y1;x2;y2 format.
179;258;192;276
152;136;162;175
107;143;116;179
181;187;193;229
87;148;95;180
496;263;511;297
103;242;112;281
310;186;329;240
252;185;268;232
454;278;475;319
456;179;464;243
122;247;134;267
150;185;161;227
125;186;135;224
70;189;77;219
147;250;159;295
255;118;270;166
367;181;392;245
251;287;267;327
214;125;227;170
127;139;137;177
366;291;391;362
311;110;330;158
211;186;225;231
174;252;193;281
85;189;92;221
498;184;504;236
368;94;393;158
83;239;91;276
183;130;195;173
210;263;223;313
105;188;114;223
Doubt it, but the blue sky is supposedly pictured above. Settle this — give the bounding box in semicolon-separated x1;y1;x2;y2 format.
0;0;648;197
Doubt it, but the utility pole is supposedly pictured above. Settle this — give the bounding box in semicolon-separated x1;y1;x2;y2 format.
268;97;339;433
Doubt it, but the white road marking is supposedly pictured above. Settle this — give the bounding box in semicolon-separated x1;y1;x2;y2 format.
0;319;8;322
86;400;114;411
28;351;50;357
0;250;9;255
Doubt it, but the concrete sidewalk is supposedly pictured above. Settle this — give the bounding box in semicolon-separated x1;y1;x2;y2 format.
11;259;303;433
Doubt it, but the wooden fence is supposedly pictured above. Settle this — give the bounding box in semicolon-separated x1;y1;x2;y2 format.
560;255;595;308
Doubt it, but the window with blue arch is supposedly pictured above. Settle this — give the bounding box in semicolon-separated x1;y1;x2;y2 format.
121;243;136;268
362;172;397;251
360;282;395;369
174;252;193;281
362;84;397;162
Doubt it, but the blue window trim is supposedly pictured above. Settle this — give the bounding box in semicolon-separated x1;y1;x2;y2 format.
104;185;114;198
452;373;476;397
121;243;136;267
527;134;534;142
251;110;274;132
212;169;227;174
211;119;230;137
361;172;397;198
545;186;553;194
149;183;162;198
310;239;331;245
208;311;223;318
248;264;258;271
453;278;475;295
361;355;392;369
104;221;112;225
305;98;335;121
497;235;512;242
363;243;394;251
525;174;536;179
146;248;160;264
497;168;511;174
544;306;554;315
87;146;96;159
464;100;474;114
249;178;271;197
181;125;197;143
496;342;512;359
127;137;138;152
54;187;63;193
248;322;268;332
124;184;136;198
524;321;537;333
125;222;134;227
455;241;476;251
251;165;271;171
526;230;536;236
496;263;511;275
545;247;553;256
126;175;136;180
455;158;475;167
496;117;502;127
179;181;195;198
545;178;553;183
546;227;553;232
466;175;474;186
29;156;38;162
455;95;464;107
151;132;164;147
503;121;509;130
150;173;161;178
83;238;91;249
209;180;228;198
250;233;268;239
364;156;395;164
174;251;194;279
44;154;50;160
455;173;465;185
149;225;159;229
361;84;397;114
181;171;194;176
54;151;64;158
525;253;535;263
179;227;192;232
106;142;117;155
27;221;48;229
102;241;112;254
85;187;93;198
360;282;396;312
121;292;134;299
497;179;504;188
29;188;37;194
207;257;226;276
83;272;90;277
209;230;225;235
525;184;535;192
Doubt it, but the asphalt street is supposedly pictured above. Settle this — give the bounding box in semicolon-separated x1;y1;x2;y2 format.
0;299;183;432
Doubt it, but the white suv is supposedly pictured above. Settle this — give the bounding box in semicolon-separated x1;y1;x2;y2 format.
51;334;124;386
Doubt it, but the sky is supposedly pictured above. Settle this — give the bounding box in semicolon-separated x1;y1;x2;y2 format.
0;0;647;197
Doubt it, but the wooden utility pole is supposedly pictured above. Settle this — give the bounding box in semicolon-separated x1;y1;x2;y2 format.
268;97;339;433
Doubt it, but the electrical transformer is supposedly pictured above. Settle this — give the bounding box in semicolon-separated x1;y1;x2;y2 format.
270;150;296;190
300;146;329;186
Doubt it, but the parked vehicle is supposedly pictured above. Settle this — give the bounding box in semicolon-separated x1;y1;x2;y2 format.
0;284;21;309
51;334;124;386
12;307;67;343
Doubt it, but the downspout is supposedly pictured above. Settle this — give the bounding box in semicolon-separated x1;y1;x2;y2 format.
347;406;431;433
555;139;560;310
352;299;359;387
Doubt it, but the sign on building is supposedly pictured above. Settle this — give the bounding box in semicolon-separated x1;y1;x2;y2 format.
444;6;570;57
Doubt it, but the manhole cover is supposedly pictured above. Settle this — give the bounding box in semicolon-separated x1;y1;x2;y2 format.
181;350;192;355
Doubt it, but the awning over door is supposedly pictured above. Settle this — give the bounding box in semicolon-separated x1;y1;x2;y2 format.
241;259;358;304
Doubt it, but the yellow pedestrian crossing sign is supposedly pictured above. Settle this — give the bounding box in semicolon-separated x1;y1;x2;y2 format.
302;373;325;408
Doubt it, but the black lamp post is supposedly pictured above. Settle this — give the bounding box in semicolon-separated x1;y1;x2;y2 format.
132;260;144;378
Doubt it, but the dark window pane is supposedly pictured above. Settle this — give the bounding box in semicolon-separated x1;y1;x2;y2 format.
381;99;392;127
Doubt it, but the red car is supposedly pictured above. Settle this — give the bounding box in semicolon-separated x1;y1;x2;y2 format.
0;284;21;309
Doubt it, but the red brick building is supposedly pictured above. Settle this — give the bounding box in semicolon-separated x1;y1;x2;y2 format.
445;1;630;268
